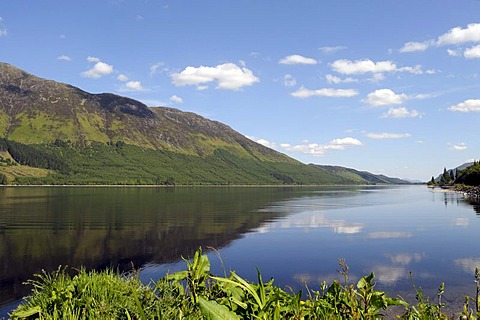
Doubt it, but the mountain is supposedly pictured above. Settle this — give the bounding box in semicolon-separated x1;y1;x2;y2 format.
310;165;411;185
0;62;409;185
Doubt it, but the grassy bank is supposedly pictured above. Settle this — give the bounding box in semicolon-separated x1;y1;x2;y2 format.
8;248;480;319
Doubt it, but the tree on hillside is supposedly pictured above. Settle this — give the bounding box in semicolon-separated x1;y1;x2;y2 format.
440;167;453;185
0;173;7;185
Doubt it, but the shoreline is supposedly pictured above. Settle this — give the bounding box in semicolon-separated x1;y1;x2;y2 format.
0;183;418;188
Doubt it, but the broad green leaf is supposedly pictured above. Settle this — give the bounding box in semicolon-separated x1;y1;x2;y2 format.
198;296;241;320
164;270;188;281
10;306;42;318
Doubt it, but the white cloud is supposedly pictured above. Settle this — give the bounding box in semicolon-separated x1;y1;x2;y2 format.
125;81;144;91
399;40;433;53
325;74;357;84
280;137;362;157
398;65;423;74
284;74;296;87
326;137;363;149
437;23;480;46
246;136;277;149
447;49;462;57
117;74;128;82
381;107;423;119
448;99;480;112
279;54;318;65
364;132;411;139
170;95;183;104
363;89;408;107
81;58;114;79
196;85;209;91
452;143;467;151
331;59;397;75
464;45;480;59
291;86;358;98
150;62;164;75
319;46;346;54
171;63;259;90
57;55;71;61
87;56;101;63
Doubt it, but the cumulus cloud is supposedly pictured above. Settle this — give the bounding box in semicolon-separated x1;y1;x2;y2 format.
331;59;425;77
325;74;357;84
57;55;71;61
81;57;114;79
279;54;318;65
284;74;297;87
280;137;362;157
319;46;346;54
398;65;424;74
364;132;412;139
247;137;277;149
124;81;144;91
451;143;467;151
437;23;480;46
291;86;358;98
331;59;397;75
169;95;183;104
399;40;433;53
117;74;129;82
464;45;480;59
363;89;408;107
171;63;259;90
381;107;423;119
448;99;480;112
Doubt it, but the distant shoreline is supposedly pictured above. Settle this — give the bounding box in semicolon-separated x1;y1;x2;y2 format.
0;183;415;188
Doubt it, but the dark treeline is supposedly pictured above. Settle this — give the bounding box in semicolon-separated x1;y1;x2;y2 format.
0;138;69;173
429;161;480;187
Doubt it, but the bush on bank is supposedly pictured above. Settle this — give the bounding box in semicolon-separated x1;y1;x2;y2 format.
9;248;480;319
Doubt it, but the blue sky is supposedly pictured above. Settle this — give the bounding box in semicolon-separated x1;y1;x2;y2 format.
2;1;480;181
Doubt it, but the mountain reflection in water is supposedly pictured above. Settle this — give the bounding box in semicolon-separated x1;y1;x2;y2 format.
0;186;298;308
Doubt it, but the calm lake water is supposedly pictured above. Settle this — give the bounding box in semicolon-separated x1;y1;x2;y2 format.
1;185;480;316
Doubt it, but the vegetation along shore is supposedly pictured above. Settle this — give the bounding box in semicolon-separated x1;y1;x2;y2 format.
6;248;480;319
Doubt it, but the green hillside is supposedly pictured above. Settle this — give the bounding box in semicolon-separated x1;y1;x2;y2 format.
0;62;408;185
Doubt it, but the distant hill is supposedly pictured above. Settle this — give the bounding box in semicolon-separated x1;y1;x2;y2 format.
0;62;409;185
310;165;411;185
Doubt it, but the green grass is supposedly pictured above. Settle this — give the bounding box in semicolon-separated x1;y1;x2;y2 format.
10;248;478;319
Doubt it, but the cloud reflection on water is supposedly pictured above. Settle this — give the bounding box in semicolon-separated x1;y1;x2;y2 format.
371;265;408;285
368;232;413;239
254;211;364;234
385;253;424;265
454;258;480;273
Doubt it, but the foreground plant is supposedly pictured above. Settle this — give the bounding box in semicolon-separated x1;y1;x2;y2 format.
10;247;475;319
